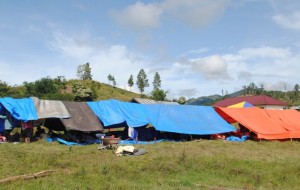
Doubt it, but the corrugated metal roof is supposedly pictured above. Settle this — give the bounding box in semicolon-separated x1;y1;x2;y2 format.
158;101;179;105
213;95;289;107
131;98;179;105
131;98;158;104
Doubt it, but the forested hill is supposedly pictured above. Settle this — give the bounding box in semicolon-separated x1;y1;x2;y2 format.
186;95;222;106
186;83;300;106
0;77;143;102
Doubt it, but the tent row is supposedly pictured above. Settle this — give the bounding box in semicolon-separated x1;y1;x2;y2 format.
1;97;300;140
0;97;235;135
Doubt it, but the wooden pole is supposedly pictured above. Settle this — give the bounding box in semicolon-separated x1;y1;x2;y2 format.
0;170;57;184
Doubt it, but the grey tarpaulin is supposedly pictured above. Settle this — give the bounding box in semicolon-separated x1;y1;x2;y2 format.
32;97;70;119
61;101;103;132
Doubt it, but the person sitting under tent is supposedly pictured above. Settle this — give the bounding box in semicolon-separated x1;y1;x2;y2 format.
211;133;226;140
35;126;45;139
128;126;138;141
21;121;34;143
238;123;250;137
11;132;20;142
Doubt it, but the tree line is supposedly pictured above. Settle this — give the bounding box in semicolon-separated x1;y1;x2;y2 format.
105;68;167;101
0;62;299;105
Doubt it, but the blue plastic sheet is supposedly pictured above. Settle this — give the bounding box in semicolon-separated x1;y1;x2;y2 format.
119;139;169;145
88;99;235;135
55;137;100;146
0;97;37;121
226;135;248;142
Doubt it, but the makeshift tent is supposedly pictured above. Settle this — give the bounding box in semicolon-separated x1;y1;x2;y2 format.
264;109;300;138
0;97;37;121
44;101;103;132
227;101;254;108
215;107;299;139
32;97;70;119
88;99;235;135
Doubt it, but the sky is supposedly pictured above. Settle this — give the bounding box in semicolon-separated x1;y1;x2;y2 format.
0;0;300;99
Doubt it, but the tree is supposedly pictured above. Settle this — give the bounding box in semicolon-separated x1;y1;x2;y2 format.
178;96;186;105
128;75;134;91
107;74;112;85
0;80;10;97
77;63;92;80
112;76;116;87
24;77;59;97
152;72;161;90
258;83;265;95
107;74;116;86
294;84;299;93
72;82;94;101
136;69;149;95
77;65;84;79
242;85;247;96
151;88;167;101
248;82;257;95
293;84;299;100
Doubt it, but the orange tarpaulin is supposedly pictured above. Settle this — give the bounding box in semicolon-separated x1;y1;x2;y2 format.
215;107;294;140
265;109;300;138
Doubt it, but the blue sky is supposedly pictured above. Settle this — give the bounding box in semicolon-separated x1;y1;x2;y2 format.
1;0;300;99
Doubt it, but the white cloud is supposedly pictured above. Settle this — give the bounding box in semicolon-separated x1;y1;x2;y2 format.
178;88;198;97
189;55;230;80
161;0;230;28
179;48;209;57
166;45;300;98
263;81;292;91
273;11;300;30
221;46;300;91
48;32;95;60
224;47;291;62
110;0;230;30
110;2;162;30
47;32;149;92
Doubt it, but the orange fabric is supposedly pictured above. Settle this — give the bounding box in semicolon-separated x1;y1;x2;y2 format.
265;109;300;138
216;107;291;140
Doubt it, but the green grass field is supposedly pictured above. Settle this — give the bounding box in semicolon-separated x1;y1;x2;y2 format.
0;140;299;190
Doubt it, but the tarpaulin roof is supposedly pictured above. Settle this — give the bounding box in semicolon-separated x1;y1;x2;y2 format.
264;109;300;138
60;101;103;132
214;95;288;107
215;107;300;139
31;97;70;119
87;99;235;135
0;97;37;121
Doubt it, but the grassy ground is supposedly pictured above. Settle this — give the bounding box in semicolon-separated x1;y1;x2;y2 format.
0;140;299;190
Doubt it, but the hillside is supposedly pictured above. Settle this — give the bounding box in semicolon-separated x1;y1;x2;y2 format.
186;88;300;106
66;80;144;102
186;94;222;106
0;78;144;102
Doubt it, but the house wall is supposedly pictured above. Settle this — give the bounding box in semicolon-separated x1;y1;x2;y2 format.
261;105;288;110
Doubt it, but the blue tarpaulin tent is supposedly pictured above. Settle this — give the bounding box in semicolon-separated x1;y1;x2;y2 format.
0;97;38;121
88;99;235;135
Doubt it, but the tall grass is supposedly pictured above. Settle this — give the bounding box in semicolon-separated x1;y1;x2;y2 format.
0;140;299;189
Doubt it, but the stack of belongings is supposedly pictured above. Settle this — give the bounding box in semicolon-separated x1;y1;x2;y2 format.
114;145;147;156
